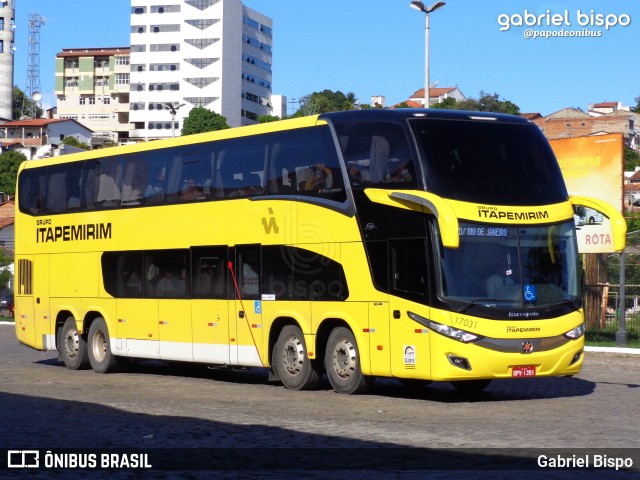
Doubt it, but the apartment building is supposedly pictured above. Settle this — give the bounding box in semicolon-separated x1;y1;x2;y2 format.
55;47;131;143
129;0;273;139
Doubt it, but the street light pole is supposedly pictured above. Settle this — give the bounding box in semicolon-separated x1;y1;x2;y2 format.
410;1;446;108
164;102;186;138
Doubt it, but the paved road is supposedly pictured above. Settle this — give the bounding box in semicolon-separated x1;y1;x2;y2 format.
0;323;638;479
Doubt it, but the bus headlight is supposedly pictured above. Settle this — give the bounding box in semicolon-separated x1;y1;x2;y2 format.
564;323;586;339
407;312;481;344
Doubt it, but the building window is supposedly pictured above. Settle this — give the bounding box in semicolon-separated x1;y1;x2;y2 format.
115;74;130;85
132;7;146;14
184;97;217;107
185;0;219;10
185;58;218;69
151;5;181;13
79;97;86;105
185;19;217;30
149;63;179;72
103;97;111;105
185;38;218;50
184;77;217;89
65;77;79;87
115;56;130;66
89;97;96;105
150;44;180;52
151;24;180;33
131;45;147;53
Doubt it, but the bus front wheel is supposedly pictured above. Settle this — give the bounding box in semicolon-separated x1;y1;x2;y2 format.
58;317;90;370
87;318;119;374
325;327;372;394
274;325;321;390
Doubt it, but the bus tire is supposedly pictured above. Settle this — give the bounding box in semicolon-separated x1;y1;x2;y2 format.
325;327;372;394
58;317;90;370
451;379;491;392
274;325;321;390
87;318;119;374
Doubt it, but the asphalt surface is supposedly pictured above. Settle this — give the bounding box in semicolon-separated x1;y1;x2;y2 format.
0;322;639;479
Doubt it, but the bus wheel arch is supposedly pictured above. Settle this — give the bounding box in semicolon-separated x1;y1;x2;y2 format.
57;314;90;370
324;324;373;395
87;316;119;374
271;320;321;390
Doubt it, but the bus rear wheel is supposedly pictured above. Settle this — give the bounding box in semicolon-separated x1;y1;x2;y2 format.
58;317;89;370
87;318;119;374
274;325;321;390
325;327;372;394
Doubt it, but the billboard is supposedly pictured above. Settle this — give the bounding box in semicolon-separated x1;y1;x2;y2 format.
550;133;624;253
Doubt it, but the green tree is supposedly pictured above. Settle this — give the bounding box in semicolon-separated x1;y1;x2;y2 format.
295;90;358;116
0;248;12;293
0;150;26;195
259;115;281;123
62;136;91;150
181;107;229;135
12;86;43;120
431;90;520;115
430;97;457;110
624;146;640;171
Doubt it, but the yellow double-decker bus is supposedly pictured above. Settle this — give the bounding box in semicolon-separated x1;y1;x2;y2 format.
14;109;625;394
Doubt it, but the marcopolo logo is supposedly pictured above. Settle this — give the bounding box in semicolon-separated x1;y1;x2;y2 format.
497;9;632;39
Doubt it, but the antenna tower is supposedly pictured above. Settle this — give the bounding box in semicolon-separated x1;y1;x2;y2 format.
23;12;45;118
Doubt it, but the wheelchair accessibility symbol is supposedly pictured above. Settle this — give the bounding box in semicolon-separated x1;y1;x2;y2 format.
254;301;262;314
524;285;537;303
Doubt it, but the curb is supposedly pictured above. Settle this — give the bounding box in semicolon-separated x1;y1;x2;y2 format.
585;346;640;355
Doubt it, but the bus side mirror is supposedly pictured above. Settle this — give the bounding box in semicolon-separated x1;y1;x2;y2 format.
569;195;626;253
365;189;459;248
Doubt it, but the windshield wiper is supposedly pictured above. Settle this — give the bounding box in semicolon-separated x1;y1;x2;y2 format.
457;298;503;314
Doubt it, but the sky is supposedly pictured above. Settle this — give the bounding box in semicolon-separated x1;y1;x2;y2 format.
12;0;640;116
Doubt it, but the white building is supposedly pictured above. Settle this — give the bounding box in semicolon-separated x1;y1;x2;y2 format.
0;0;15;121
129;0;273;139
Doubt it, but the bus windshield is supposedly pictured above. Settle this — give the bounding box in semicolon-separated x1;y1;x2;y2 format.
409;118;568;206
437;221;580;318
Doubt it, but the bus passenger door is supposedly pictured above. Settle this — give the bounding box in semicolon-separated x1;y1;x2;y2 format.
191;247;231;365
388;239;432;379
231;246;264;367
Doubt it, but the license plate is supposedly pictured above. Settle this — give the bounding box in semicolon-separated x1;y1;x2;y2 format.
512;365;536;377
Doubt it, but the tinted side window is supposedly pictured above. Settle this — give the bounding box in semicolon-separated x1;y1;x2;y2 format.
216;136;267;198
334;122;417;189
268;126;346;202
191;246;227;299
262;246;349;301
102;250;189;299
18;168;47;215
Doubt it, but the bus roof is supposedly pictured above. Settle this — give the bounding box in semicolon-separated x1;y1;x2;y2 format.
20;108;532;171
320;108;532;125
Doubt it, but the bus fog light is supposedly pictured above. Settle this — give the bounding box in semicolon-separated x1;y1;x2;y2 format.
570;350;583;365
447;354;471;371
564;323;585;339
